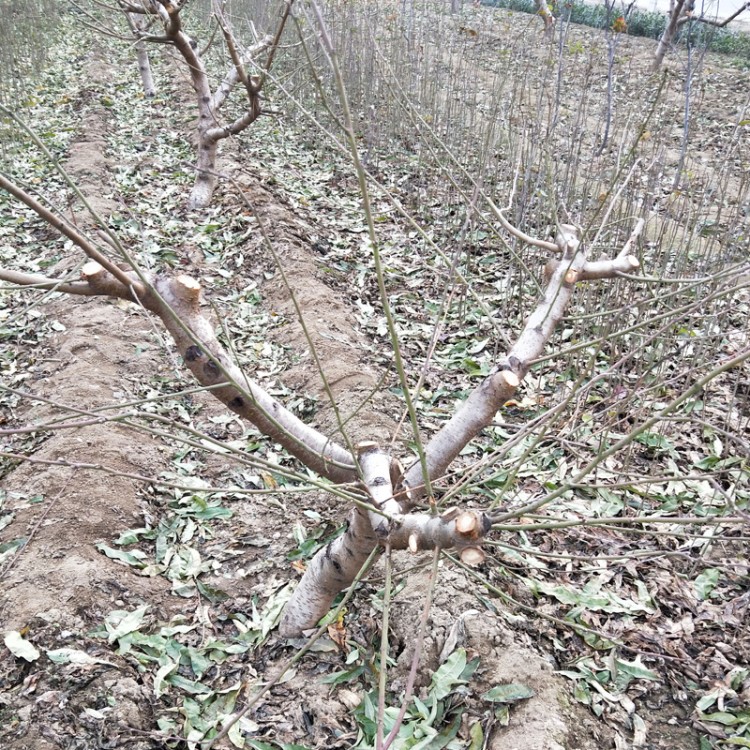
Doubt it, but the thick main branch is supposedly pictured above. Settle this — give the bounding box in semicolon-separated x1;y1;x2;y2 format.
402;225;638;498
2;260;357;483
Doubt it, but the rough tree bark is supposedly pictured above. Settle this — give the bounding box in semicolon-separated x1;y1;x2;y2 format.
0;169;642;635
125;12;156;97
652;0;750;70
117;0;288;208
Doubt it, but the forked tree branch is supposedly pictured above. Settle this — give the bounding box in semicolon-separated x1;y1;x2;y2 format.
111;0;276;207
279;223;641;633
278;441;490;636
401;225;639;500
0;172;143;294
678;0;750;28
209;36;274;114
648;0;744;69
0;172;642;635
0;257;357;483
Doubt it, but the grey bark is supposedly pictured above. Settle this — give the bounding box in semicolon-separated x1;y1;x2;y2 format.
279;443;491;636
653;0;750;69
127;12;156;97
120;1;271;208
0;174;642;639
653;0;686;70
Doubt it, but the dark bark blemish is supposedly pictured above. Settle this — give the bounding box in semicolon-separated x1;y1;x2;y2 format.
229;396;245;410
204;359;220;378
185;345;203;362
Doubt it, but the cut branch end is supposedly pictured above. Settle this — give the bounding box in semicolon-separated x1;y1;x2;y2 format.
356;440;380;457
81;261;105;280
455;511;479;537
499;370;520;388
459;547;485;566
175;275;202;305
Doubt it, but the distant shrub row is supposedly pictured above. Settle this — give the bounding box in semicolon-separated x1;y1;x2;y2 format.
482;0;750;59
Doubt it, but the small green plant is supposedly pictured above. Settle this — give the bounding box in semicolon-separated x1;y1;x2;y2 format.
567;40;586;55
352;648;534;749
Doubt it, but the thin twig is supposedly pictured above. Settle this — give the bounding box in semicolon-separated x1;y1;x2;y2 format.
381;548;441;750
204;547;381;749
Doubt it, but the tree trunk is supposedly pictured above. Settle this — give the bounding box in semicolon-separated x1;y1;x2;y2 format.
188;137;219;209
277;226;641;635
0;178;642;640
127;13;156;97
137;1;272;208
535;0;555;36
279;442;491;636
653;0;686;71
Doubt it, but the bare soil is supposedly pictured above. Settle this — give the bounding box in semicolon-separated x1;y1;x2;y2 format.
0;43;605;750
1;7;748;750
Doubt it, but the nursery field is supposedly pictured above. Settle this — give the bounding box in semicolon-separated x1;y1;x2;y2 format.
1;2;749;749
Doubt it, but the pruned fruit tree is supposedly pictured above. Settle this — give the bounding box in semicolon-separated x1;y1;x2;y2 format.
0;184;641;636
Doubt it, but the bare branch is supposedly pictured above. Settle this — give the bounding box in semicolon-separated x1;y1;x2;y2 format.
0;172;145;296
403;225;589;496
0;269;97;297
680;0;749;28
544;253;640;281
618;217;645;259
494;204;560;253
81;266;359;482
204;107;263;142
212;0;254;97
0;249;358;485
209;36;273;112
